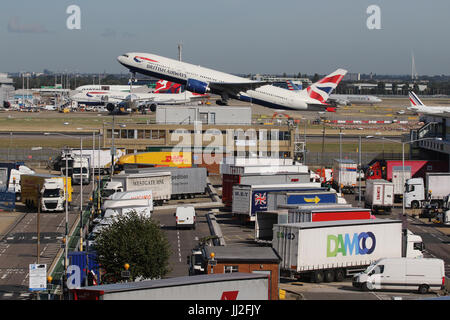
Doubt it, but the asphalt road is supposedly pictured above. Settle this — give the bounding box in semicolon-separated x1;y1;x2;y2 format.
0;183;91;300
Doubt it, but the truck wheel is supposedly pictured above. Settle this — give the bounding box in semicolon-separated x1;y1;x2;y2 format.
324;270;335;282
313;270;324;283
361;282;369;291
335;269;345;282
418;284;429;294
412;201;420;209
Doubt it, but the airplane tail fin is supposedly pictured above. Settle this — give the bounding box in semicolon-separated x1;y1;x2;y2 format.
154;80;183;93
286;80;301;91
302;69;347;104
409;91;424;107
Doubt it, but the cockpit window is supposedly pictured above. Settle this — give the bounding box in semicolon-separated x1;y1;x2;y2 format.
122;54;129;58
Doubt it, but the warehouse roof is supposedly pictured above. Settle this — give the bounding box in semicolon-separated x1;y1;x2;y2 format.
71;273;267;293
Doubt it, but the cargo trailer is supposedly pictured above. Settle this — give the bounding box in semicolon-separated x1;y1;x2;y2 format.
231;183;323;221
255;205;371;243
332;159;357;194
364;179;394;214
70;273;270;300
272;219;424;283
125;167;207;199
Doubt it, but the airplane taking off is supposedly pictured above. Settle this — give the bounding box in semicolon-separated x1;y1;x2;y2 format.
284;80;381;106
407;91;450;115
117;52;347;111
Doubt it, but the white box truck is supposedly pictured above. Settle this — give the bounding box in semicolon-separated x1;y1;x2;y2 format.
272;219;423;283
72;157;90;185
94;198;153;225
353;258;445;294
364;179;394;214
404;172;450;209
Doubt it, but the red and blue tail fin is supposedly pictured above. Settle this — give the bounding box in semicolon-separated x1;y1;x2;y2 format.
304;69;347;104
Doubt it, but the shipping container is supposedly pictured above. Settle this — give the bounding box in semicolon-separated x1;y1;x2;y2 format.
272;219;424;282
70;273;270;300
125;167;207;199
364;179;394;213
231;183;323;221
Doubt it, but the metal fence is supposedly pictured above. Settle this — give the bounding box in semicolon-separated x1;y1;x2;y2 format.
0;148;60;163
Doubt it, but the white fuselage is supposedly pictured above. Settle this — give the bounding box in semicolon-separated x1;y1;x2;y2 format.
117;52;325;110
75;85;143;92
407;105;450;115
330;94;382;105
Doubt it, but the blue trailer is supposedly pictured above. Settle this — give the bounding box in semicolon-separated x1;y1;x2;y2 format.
267;191;338;211
231;183;326;221
68;251;100;286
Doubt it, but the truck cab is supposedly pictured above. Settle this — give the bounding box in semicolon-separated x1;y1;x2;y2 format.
101;181;123;198
41;180;65;212
404;178;425;209
72;157;90;185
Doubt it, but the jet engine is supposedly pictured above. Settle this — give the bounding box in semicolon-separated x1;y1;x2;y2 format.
3;101;11;109
106;103;116;113
186;79;209;94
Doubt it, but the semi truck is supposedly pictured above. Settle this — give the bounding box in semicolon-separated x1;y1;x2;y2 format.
101;172;172;205
21;174;73;212
272;219;424;283
124;167;207;199
332;159;357;194
72;157;90;185
364;179;394;214
231;183;323;221
255;204;368;243
56;148;126;175
404;172;450;209
365;159;448;182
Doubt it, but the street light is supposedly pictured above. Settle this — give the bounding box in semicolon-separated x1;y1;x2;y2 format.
365;135;442;223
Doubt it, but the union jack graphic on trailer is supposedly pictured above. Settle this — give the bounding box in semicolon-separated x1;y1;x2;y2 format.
254;193;267;206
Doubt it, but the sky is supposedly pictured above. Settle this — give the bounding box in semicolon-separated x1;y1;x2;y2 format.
1;0;450;76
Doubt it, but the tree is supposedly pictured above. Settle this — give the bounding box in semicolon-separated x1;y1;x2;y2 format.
93;211;171;284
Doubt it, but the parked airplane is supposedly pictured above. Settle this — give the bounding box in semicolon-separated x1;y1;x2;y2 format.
70;87;209;114
75;84;144;92
117;52;347;111
284;80;381;105
407;91;450;114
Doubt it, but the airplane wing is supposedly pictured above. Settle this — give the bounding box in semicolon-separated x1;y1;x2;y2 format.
208;81;271;96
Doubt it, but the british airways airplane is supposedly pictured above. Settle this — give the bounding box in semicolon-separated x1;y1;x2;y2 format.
117;52;347;111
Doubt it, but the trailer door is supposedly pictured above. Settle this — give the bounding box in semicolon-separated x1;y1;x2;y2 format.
383;184;394;206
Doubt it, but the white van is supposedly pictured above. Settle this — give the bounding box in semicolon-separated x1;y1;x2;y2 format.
175;206;196;229
353;258;445;294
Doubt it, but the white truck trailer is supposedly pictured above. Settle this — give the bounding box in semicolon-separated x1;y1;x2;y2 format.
272;219;423;283
70;273;271;300
102;172;172;205
364;179;394;214
332;159;358;194
404;172;450;209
